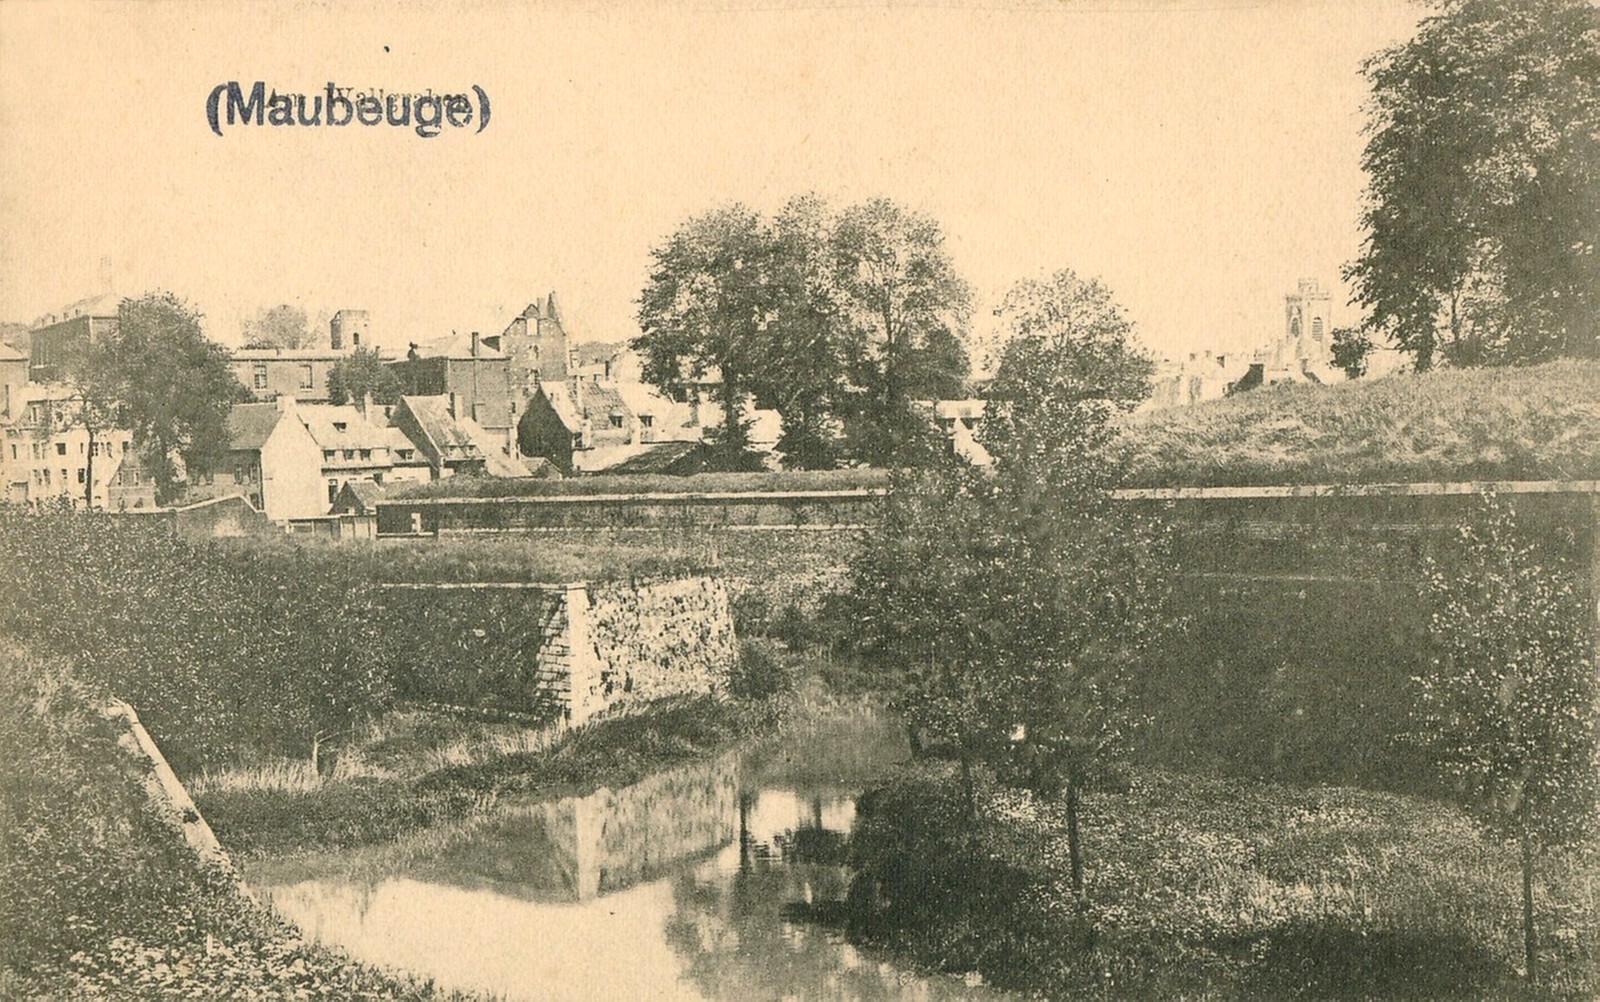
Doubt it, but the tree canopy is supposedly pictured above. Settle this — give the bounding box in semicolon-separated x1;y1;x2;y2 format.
328;346;401;407
851;269;1168;904
65;293;247;503
1413;495;1597;980
1348;0;1600;369
241;303;317;350
633;195;972;469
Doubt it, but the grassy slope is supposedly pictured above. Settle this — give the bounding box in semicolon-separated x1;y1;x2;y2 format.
0;644;482;1001
1121;359;1600;487
851;765;1600;1000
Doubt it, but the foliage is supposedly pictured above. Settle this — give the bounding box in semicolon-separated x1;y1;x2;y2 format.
727;637;798;699
1412;494;1599;980
635;203;772;458
0;508;393;769
847;764;1600;998
241;302;316;349
329;344;403;406
831;197;973;465
850;269;1171;906
1348;0;1600;369
1330;325;1376;379
64;292;248;503
1120;357;1600;487
633;195;973;469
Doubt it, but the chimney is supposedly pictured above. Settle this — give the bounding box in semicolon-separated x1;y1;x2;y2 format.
447;392;456;418
545;292;560;322
470;331;480;357
358;392;373;417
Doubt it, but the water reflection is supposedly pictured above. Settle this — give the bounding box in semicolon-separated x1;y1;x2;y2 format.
257;713;1009;1000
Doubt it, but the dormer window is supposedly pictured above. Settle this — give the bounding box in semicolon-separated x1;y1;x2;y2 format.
333;421;348;432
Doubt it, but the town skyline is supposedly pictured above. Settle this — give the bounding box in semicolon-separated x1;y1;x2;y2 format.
1;1;1423;361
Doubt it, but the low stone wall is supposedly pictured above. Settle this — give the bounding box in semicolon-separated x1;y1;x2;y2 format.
375;489;884;535
380;574;737;724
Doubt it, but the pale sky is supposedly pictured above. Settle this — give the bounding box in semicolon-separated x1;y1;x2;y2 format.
0;0;1425;362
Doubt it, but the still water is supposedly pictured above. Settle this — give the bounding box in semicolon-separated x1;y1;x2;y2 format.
252;711;1012;1001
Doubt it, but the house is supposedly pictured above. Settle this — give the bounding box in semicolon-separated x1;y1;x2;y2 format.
191;398;326;521
27;293;121;383
0;382;136;508
388;331;518;455
496;293;572;397
231;346;353;403
294;401;400;505
330;479;388;516
388;395;488;479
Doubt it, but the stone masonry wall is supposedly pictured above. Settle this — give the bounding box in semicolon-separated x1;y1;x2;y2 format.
568;575;737;723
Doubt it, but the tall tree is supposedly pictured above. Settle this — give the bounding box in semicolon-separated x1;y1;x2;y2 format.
832;198;972;465
327;346;401;406
1412;495;1598;984
242;303;315;349
635;204;775;460
852;270;1170;910
1348;0;1600;369
66;293;247;503
753;194;850;468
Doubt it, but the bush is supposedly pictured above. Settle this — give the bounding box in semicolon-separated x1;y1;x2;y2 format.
727;638;796;699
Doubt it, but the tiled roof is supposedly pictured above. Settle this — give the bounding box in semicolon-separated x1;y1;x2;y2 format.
226;402;285;451
296;404;392;451
402;395;483;461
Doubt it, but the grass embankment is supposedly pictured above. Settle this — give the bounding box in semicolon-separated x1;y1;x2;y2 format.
1122;358;1600;486
848;765;1600;1000
0;643;484;1001
196;692;785;862
393;467;891;500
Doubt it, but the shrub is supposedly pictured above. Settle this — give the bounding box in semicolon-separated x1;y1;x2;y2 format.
727;638;796;699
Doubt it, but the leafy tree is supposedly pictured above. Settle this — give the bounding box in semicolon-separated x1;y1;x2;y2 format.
1347;0;1600;369
65;293;247;504
832;198;973;465
1412;495;1598;983
328;345;401;406
635;204;774;460
852;269;1170;911
241;303;315;349
1330;325;1376;379
752;194;850;469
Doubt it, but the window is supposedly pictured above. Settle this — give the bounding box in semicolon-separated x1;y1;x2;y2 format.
76;468;85;484
397;448;413;460
609;414;624;430
639;414;654;428
359;449;371;461
323;450;335;461
42;468;51;485
328;480;339;504
332;421;347;432
299;364;314;389
55;442;66;456
343;449;355;460
253;364;268;389
1312;317;1325;339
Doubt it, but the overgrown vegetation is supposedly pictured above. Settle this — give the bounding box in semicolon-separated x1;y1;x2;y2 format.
197;694;783;860
1412;495;1599;983
1122;359;1600;486
0;644;481;1000
846;763;1600;999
